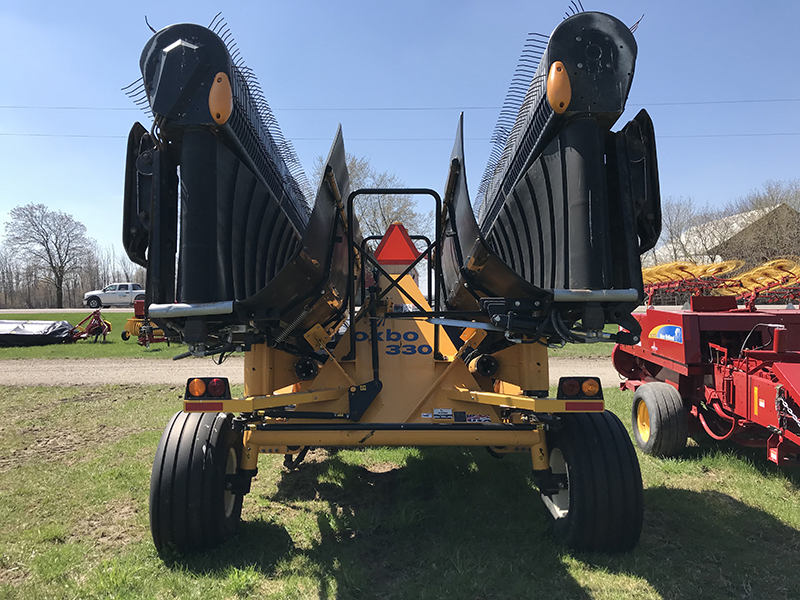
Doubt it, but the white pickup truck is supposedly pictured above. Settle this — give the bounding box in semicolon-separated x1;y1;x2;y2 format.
83;283;146;308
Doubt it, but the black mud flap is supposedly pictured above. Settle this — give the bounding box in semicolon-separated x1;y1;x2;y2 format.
612;109;661;254
122;122;151;267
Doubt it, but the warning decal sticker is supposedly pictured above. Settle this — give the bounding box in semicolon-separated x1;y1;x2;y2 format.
467;414;492;423
433;408;453;420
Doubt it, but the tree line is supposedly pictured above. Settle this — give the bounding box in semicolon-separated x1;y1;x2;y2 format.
644;179;800;268
1;155;427;311
0;203;144;309
7;171;793;310
312;152;432;239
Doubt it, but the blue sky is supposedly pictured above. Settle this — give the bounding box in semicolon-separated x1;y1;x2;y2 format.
1;1;799;252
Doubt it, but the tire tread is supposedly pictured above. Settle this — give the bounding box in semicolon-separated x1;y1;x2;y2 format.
632;382;688;457
545;411;643;553
149;411;243;554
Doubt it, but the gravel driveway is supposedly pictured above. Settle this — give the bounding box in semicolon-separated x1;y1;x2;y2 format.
0;355;622;387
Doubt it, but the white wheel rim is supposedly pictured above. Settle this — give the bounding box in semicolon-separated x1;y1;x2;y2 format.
541;448;570;519
223;447;238;518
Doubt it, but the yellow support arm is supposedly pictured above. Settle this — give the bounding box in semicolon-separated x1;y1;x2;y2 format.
184;387;347;413
448;387;604;413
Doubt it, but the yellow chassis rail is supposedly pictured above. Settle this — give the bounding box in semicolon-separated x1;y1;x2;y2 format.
184;384;603;473
184;388;603;416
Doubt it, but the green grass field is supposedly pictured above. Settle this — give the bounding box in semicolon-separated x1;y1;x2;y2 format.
0;313;175;359
0;311;615;361
0;385;798;599
546;341;613;358
547;324;618;358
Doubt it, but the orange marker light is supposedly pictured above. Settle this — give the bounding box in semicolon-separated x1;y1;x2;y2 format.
546;61;571;114
581;378;601;397
188;378;207;397
208;72;233;125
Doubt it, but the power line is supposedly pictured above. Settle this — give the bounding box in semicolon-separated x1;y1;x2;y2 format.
295;133;800;141
0;132;126;139
0;104;493;112
2;98;800;112
658;132;800;139
2;132;800;141
634;98;800;107
0;105;140;111
291;137;487;141
0;104;487;111
280;97;800;110
275;106;498;112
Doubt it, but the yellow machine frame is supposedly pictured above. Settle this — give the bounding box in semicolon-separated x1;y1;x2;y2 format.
155;226;641;557
183;269;604;474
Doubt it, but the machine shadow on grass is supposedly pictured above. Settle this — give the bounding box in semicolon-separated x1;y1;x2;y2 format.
267;447;594;598
589;487;800;600
162;446;593;599
672;431;800;489
161;447;799;599
157;519;293;575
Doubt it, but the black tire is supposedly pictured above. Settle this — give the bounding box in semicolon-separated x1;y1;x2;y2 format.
631;382;688;457
150;411;244;554
134;294;145;303
87;296;101;309
121;330;130;341
541;411;644;553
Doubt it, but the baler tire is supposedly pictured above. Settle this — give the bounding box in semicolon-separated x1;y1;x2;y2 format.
541;411;643;553
631;382;688;457
149;411;244;554
121;330;130;341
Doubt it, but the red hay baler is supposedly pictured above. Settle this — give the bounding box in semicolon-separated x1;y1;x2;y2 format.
613;295;800;466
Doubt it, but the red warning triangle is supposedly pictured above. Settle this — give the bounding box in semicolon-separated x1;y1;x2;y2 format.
374;222;421;265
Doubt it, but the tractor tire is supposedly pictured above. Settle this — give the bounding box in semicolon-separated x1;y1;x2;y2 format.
87;297;101;309
631;382;688;457
149;411;244;554
541;411;643;553
121;330;130;341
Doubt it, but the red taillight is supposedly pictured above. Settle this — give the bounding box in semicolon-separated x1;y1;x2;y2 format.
557;376;603;400
560;378;581;397
207;378;227;397
184;377;230;400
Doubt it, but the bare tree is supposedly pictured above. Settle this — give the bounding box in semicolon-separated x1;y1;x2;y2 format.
3;203;91;308
716;204;800;266
684;204;730;264
313;153;432;237
715;180;800;266
658;196;697;262
727;179;800;214
0;246;15;307
651;181;800;269
20;262;45;308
